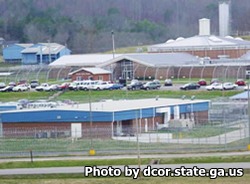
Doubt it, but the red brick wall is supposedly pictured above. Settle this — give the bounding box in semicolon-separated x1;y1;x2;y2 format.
149;48;250;59
71;72;110;81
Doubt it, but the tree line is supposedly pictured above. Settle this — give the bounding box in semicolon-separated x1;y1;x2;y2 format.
0;0;249;54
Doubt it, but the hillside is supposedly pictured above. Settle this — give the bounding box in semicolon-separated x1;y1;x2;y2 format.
0;0;250;54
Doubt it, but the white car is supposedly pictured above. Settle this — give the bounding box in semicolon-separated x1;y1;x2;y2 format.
35;83;50;91
89;81;112;90
44;84;60;91
219;82;237;90
12;84;30;92
206;82;237;90
205;83;222;91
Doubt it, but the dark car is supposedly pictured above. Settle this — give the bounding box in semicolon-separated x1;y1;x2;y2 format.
180;83;200;90
164;79;173;86
106;83;123;90
0;85;14;92
198;79;207;86
127;80;143;90
30;80;40;88
235;79;245;86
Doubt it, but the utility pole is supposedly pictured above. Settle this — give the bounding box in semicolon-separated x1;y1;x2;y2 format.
111;30;115;59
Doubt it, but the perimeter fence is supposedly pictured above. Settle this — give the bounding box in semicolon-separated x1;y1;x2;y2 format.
0;110;249;157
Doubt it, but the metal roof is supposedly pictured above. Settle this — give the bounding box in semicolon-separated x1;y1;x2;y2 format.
99;53;199;67
148;35;250;52
0;98;210;123
49;54;122;67
21;43;66;54
69;67;111;75
229;91;250;100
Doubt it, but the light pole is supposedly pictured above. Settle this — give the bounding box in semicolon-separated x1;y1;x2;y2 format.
88;89;95;155
248;83;250;150
47;39;51;63
111;30;115;59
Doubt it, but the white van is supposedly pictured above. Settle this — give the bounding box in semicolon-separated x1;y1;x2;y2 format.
68;81;85;90
78;80;98;90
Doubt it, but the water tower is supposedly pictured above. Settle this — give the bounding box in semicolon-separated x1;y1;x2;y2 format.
219;1;231;37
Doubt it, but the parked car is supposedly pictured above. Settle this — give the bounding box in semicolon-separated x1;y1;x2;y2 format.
0;85;14;92
153;79;161;88
106;83;123;90
59;82;70;90
164;79;173;86
222;82;237;90
127;80;143;90
180;83;200;90
30;80;40;88
17;80;27;85
68;81;83;90
235;79;245;86
35;83;50;91
210;78;220;84
0;82;6;89
206;82;237;90
198;79;207;86
12;84;30;92
8;81;16;86
206;83;221;91
44;84;60;91
213;82;237;90
88;81;112;90
141;81;160;90
78;80;98;90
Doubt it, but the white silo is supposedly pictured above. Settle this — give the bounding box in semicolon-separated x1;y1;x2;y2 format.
199;18;210;36
219;1;230;37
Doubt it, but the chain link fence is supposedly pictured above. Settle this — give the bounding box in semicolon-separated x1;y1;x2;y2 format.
0;115;249;157
0;63;248;84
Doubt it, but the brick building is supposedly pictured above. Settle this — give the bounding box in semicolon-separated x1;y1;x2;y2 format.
68;67;111;81
0;98;210;138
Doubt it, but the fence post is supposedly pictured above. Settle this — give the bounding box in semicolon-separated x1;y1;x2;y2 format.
30;150;33;163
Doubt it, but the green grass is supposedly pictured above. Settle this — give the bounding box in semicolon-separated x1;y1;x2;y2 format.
158;126;239;138
0;136;248;159
0;89;240;103
57;90;239;103
1;174;249;184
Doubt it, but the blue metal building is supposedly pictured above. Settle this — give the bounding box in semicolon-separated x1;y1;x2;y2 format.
3;43;71;65
3;44;33;63
21;43;71;64
0;98;210;137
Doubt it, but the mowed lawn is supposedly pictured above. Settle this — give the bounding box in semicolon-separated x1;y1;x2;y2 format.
1;175;250;184
0;89;240;103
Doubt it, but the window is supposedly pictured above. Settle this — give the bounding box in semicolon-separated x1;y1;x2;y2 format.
98;76;103;80
76;76;82;81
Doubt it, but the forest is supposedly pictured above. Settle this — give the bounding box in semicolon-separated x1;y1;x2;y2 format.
0;0;250;54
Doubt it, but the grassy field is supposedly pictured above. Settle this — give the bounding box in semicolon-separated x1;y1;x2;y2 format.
1;175;250;184
0;89;240;102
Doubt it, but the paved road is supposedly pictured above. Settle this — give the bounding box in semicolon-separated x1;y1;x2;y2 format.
0;151;250;175
1;151;250;163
